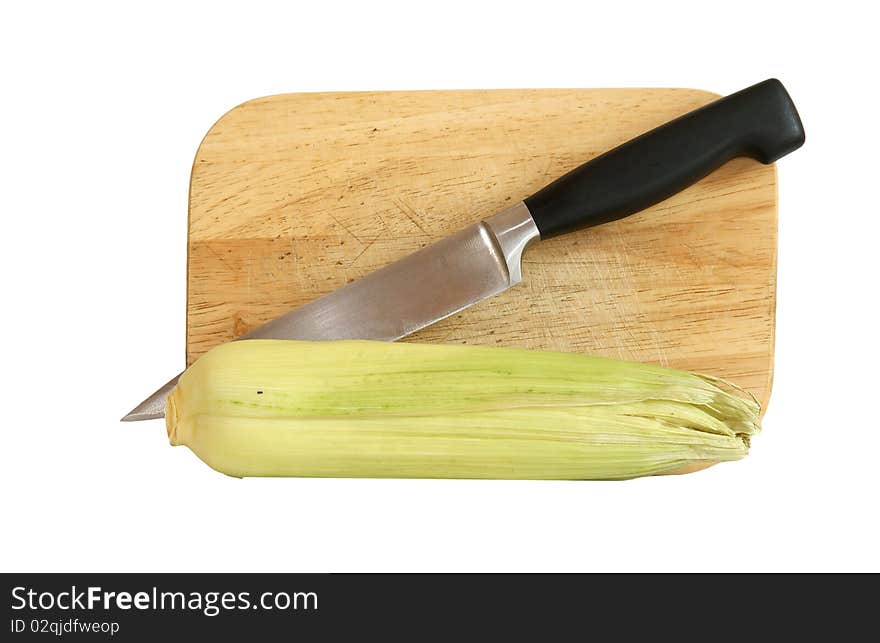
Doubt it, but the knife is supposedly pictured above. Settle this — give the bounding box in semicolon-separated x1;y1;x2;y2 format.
123;78;804;421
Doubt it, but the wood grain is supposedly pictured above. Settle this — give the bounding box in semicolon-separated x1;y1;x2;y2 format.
187;89;777;411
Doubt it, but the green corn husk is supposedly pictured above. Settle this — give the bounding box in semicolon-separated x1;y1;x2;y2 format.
166;339;760;479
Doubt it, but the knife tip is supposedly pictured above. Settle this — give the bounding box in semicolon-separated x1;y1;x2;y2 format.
121;373;181;423
120;409;164;422
120;399;166;421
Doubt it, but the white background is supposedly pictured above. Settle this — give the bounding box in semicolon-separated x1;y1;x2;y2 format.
2;0;878;572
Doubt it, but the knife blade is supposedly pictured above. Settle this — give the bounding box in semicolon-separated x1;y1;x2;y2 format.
122;203;538;421
123;78;804;421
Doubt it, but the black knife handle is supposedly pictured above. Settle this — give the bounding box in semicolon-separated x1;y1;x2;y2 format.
524;79;805;238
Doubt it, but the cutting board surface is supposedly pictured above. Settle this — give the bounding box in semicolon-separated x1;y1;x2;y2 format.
187;89;777;409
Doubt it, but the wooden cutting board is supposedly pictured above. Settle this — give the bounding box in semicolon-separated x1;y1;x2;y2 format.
187;89;778;410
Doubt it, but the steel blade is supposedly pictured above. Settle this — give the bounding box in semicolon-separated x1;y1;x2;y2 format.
122;203;539;421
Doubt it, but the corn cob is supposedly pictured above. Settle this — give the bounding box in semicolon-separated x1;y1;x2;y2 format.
166;340;760;479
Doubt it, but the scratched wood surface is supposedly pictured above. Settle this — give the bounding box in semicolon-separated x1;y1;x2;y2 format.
187;89;777;411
